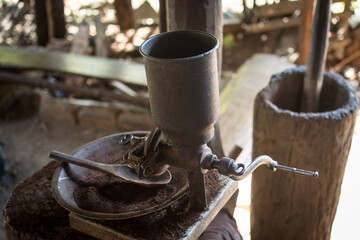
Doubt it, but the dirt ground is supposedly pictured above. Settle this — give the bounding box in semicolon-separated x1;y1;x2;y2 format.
0;117;116;238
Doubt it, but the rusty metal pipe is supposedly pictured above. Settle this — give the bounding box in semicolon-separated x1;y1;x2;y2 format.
300;0;331;112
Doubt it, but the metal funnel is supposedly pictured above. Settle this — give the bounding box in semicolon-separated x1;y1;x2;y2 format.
140;30;220;147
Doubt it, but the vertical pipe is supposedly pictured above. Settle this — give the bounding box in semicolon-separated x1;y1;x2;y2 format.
300;0;331;112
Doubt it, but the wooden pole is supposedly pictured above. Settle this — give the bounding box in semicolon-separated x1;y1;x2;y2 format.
165;0;224;157
166;0;223;80
50;0;66;39
298;0;315;65
34;0;49;46
159;0;167;33
34;0;66;46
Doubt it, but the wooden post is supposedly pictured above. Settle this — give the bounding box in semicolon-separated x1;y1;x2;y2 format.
159;0;167;33
34;0;66;46
50;0;66;39
298;0;315;65
114;0;135;31
251;67;358;240
34;0;49;46
165;0;224;157
166;0;223;78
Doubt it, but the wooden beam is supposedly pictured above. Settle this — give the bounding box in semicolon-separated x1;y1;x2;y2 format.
244;17;300;34
0;46;147;86
114;0;135;31
253;0;302;20
0;71;150;107
298;0;315;65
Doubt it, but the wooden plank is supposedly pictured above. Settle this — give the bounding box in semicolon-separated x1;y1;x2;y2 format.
219;54;295;154
0;71;150;107
0;46;147;86
0;47;255;111
244;17;300;34
253;0;302;20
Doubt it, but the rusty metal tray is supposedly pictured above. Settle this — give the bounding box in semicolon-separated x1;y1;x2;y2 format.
51;132;188;220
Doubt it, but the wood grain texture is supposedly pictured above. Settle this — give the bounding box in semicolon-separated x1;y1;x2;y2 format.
114;0;135;31
251;67;358;240
298;0;315;65
166;0;223;78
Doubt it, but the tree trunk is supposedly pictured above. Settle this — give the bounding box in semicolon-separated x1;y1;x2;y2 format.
251;67;358;240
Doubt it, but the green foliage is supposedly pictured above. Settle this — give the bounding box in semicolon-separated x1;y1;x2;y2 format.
223;34;235;49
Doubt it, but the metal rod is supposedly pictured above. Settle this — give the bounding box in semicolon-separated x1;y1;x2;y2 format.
300;0;331;112
205;155;319;180
273;164;319;178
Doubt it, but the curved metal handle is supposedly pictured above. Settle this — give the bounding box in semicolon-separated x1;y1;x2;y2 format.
231;155;319;180
202;154;319;181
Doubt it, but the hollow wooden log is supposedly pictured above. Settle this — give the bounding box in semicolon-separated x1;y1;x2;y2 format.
251;67;358;240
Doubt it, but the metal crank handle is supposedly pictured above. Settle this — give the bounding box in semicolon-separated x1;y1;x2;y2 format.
201;154;318;180
231;155;319;180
